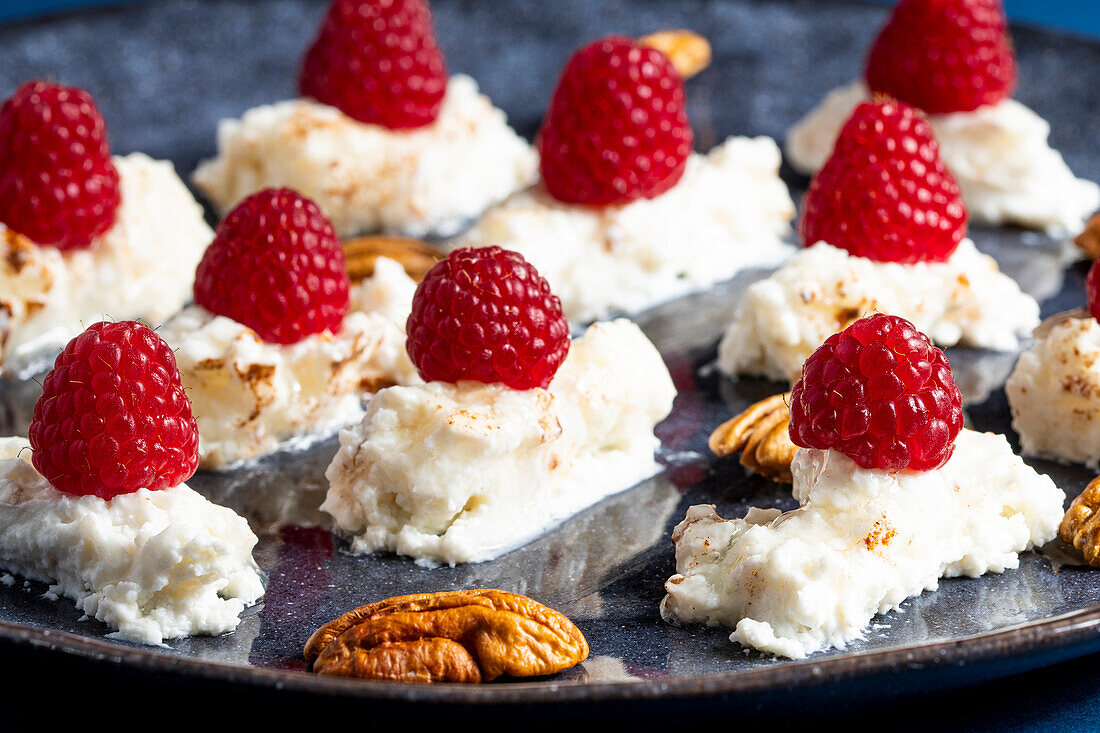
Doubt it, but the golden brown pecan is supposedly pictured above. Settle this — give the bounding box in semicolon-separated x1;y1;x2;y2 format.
342;235;444;283
1060;476;1100;566
639;30;711;80
709;393;796;483
305;589;589;683
1075;212;1100;261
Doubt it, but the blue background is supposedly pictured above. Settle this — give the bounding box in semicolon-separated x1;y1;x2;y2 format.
0;0;1099;37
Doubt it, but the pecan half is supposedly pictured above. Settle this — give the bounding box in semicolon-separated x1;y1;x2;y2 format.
639;30;711;80
709;393;796;483
1060;476;1100;566
305;589;589;683
342;235;444;283
1075;212;1100;261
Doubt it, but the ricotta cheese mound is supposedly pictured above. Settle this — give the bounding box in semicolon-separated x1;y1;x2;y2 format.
0;437;264;645
157;258;419;469
0;153;213;375
192;75;537;238
785;80;1100;235
1006;312;1100;468
321;318;676;565
457;136;796;323
716;240;1040;383
660;429;1065;659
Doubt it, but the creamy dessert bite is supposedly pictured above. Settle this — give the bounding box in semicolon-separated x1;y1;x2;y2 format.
1006;263;1100;468
193;0;535;238
157;188;419;469
458;33;795;323
0;81;212;375
0;321;264;645
786;0;1098;235
323;246;676;565
719;98;1038;384
664;314;1065;659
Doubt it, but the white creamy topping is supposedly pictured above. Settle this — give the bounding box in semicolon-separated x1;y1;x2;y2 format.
322;319;676;565
193;75;537;238
1006;312;1100;468
785;80;1100;235
0;437;264;645
458;136;796;323
0;153;213;375
157;258;419;469
717;240;1039;383
661;430;1065;659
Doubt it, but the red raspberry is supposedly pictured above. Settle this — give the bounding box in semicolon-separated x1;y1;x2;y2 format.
0;80;120;251
800;99;967;264
537;36;693;206
193;188;350;345
1087;261;1100;324
789;314;964;472
28;321;199;499
865;0;1016;115
406;246;570;390
299;0;447;130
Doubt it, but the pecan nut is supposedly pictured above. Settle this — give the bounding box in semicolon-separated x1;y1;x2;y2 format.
639;30;711;80
1060;476;1100;566
305;589;589;683
1075;212;1100;261
342;235;444;283
709;392;796;483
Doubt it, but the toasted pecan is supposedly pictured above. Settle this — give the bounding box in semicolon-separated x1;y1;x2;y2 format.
306;589;589;683
639;30;712;79
342;235;444;283
1075;212;1100;261
709;393;796;483
1061;476;1100;567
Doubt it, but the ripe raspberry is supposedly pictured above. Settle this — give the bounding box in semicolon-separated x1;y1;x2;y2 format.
1087;261;1100;324
865;0;1016;115
789;314;964;472
0;80;120;251
537;36;693;206
299;0;447;129
28;321;199;499
406;246;570;390
193;188;350;345
800;99;967;264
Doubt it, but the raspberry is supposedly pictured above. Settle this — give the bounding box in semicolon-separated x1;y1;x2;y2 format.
789;314;964;472
800;99;967;264
1087;261;1100;324
537;36;693;206
299;0;447;130
0;80;120;251
193;188;350;345
28;321;199;499
406;246;570;390
865;0;1016;115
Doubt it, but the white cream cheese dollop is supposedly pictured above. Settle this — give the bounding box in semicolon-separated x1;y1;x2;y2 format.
1006;312;1100;468
157;258;419;469
660;430;1064;659
321;319;676;565
0;153;213;375
0;437;264;645
786;80;1100;235
458;136;796;323
192;75;537;238
716;240;1040;383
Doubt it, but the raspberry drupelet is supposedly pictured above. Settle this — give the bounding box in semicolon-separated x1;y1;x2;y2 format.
299;0;447;129
405;246;570;390
192;187;350;345
865;0;1016;115
28;321;200;499
1088;260;1100;324
800;98;968;265
537;36;693;207
789;313;964;472
0;80;121;251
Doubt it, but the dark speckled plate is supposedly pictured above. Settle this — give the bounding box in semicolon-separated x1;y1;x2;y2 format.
2;0;1100;715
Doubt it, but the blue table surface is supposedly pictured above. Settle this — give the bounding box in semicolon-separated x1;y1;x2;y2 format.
1;1;1100;730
